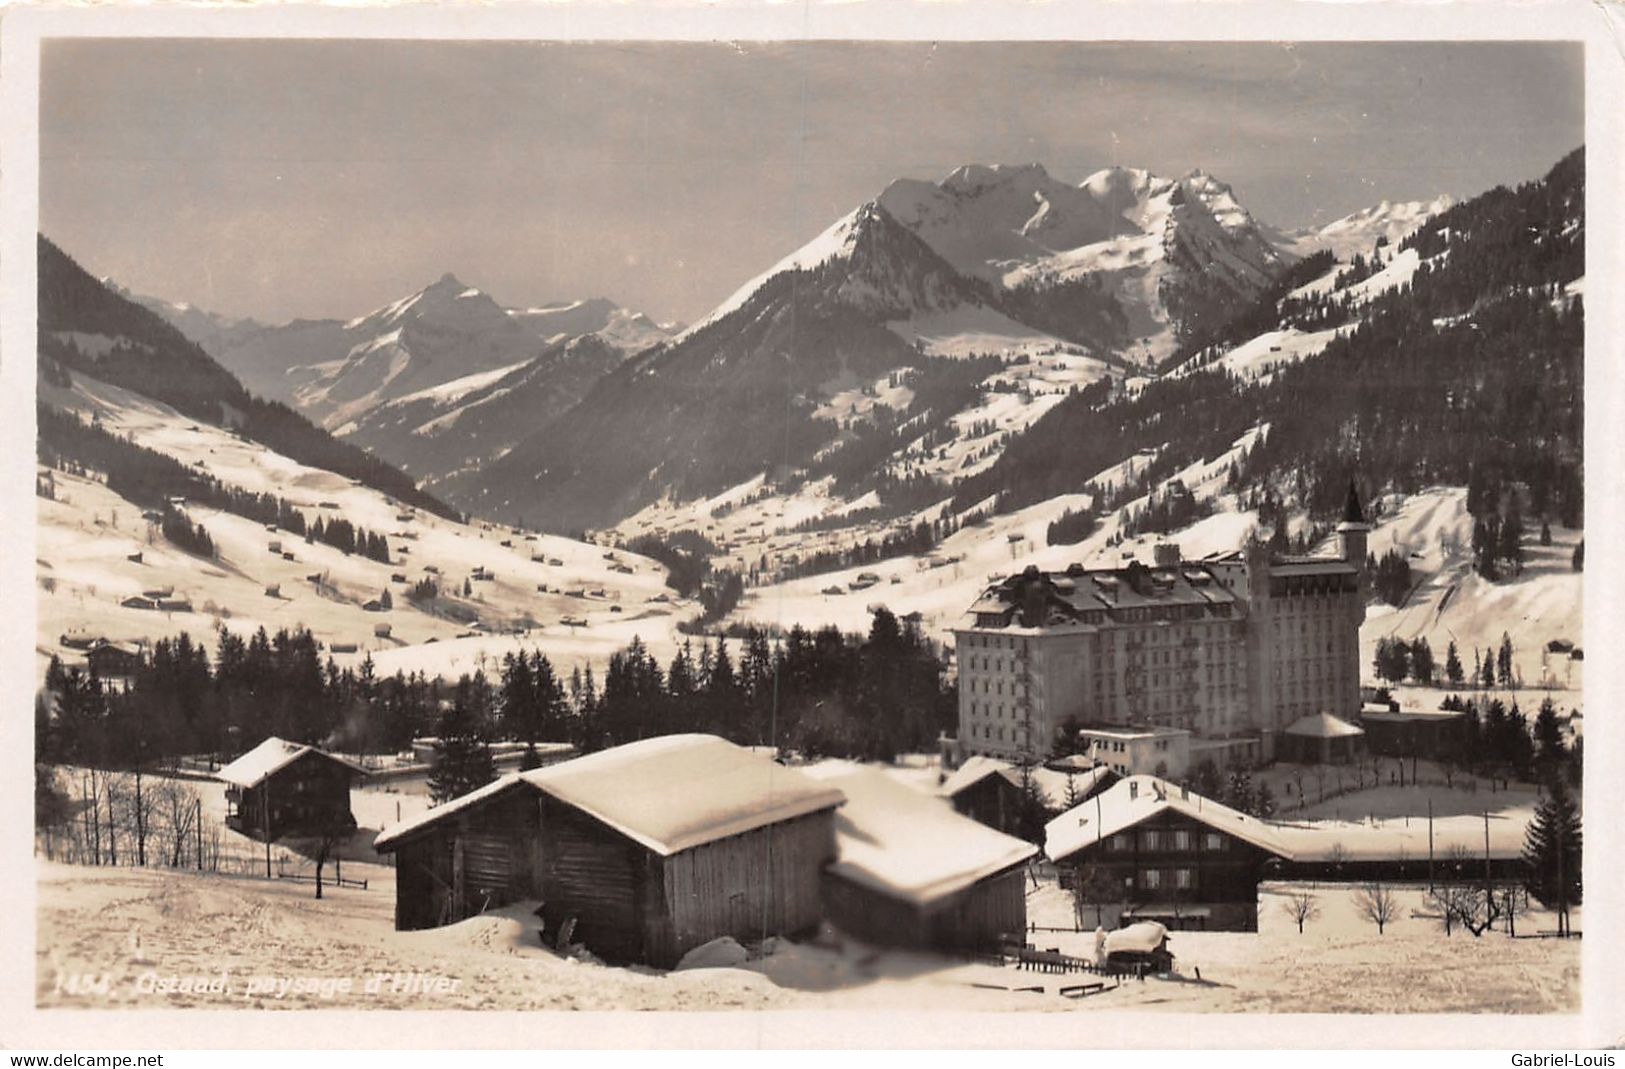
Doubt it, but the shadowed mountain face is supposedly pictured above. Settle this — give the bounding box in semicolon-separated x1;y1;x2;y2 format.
37;235;458;519
438;164;1313;531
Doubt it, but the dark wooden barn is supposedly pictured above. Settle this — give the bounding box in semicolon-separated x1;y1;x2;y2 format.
216;736;368;842
809;764;1035;953
373;734;846;969
1358;707;1467;762
938;755;1112;839
1045;775;1291;932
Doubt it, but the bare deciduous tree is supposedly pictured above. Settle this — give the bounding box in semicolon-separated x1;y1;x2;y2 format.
1354;881;1399;934
1282;890;1321;934
150;778;201;867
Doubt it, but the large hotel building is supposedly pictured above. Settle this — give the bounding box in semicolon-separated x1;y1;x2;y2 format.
954;488;1370;764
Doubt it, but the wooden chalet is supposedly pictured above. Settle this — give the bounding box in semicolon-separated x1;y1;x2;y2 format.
216;736;368;842
807;764;1036;953
373;734;845;969
85;640;143;677
938;755;1112;839
1045;775;1291;931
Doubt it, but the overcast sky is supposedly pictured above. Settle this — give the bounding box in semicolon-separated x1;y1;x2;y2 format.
41;40;1583;326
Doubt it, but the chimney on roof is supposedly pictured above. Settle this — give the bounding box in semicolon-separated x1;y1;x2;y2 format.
1154;542;1181;568
1019;570;1047;628
1129;780;1139;800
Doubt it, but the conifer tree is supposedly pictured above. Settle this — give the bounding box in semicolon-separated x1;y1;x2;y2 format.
1410;638;1435;686
1532;698;1567;771
1522;776;1581;936
1445;640;1464;686
427;699;495;804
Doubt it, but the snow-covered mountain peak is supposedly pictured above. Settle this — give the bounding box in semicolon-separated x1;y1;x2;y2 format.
940;162;1051;196
1278;194;1457;262
876;163;1134;282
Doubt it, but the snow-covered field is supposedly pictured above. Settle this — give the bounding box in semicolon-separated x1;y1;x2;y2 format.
36;749;1577;1014
35;859;1577;1013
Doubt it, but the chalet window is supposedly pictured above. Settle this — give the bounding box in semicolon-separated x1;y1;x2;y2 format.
1108;833;1132;852
1142;869;1162;889
1175;868;1193;890
1141;830;1161;851
1170;829;1192;851
1203;832;1226;851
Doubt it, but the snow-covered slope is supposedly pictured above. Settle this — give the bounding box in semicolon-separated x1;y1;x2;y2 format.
37;370;692;687
338;333;636;489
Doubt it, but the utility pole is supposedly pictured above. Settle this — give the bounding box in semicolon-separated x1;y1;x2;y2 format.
1555;820;1566;937
1427;796;1435;891
195;797;203;871
262;781;272;879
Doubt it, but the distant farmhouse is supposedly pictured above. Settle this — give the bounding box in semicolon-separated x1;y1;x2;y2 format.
374;735;844;969
84;639;143;678
216;736;369;842
954;482;1371;766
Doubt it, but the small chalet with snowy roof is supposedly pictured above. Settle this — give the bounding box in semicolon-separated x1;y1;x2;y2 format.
1044;774;1292;931
372;734;845;968
216;736;369;842
1277;712;1365;765
937;755;1113;838
84;639;143;678
807;764;1037;952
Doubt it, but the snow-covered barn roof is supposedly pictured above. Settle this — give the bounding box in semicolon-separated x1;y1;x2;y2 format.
938;755;1110;811
1044;775;1293;863
375;734;845;857
806;763;1036;906
1283;712;1365;738
214;736;369;788
371;773;532;851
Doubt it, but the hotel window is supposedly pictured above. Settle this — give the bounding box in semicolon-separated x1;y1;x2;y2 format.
1171;830;1192;851
1203;833;1226;851
1143;869;1163;889
1109;833;1132;852
1141;830;1161;851
1174;869;1193;890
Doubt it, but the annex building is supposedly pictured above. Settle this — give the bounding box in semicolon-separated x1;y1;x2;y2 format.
954;484;1370;764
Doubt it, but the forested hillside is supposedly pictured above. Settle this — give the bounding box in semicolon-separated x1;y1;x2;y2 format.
957;148;1584;533
38;236;459;521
